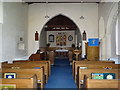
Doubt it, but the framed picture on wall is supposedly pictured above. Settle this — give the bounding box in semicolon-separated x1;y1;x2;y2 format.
49;34;54;42
68;35;73;41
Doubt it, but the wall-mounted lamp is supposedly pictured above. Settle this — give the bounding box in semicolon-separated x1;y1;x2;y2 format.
35;31;39;41
83;30;86;40
80;16;84;19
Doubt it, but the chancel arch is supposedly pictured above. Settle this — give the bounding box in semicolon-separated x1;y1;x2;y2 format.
39;14;82;49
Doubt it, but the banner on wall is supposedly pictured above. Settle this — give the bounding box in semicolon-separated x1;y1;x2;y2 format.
88;38;99;46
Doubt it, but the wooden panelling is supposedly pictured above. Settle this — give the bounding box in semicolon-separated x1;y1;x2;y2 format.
85;43;99;61
29;54;45;61
49;51;54;65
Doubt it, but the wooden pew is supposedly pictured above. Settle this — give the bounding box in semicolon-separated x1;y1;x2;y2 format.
84;77;120;89
74;62;119;83
29;54;45;61
13;60;51;76
72;60;115;77
0;75;38;89
77;68;120;88
2;61;49;83
1;68;44;88
1;61;8;64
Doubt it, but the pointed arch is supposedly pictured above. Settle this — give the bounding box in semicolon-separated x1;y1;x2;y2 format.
106;2;118;59
39;14;82;47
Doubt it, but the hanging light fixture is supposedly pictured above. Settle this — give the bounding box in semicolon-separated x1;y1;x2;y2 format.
80;16;84;19
45;1;50;18
80;1;85;19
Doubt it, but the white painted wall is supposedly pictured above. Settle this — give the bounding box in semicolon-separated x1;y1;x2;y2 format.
0;24;2;67
39;28;47;48
98;2;120;63
98;2;113;60
2;2;28;62
99;17;106;60
0;1;2;67
118;13;120;56
111;18;117;58
28;3;98;55
0;1;3;23
117;2;120;55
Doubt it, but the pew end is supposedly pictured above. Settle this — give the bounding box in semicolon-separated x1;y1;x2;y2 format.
0;74;38;89
1;68;45;89
84;77;120;89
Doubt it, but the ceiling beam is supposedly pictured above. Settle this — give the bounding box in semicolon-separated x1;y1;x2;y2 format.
25;2;100;5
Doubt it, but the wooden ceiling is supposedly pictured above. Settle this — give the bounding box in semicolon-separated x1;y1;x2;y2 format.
45;15;78;31
23;0;101;4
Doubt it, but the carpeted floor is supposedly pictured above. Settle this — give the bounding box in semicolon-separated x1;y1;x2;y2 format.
45;57;77;88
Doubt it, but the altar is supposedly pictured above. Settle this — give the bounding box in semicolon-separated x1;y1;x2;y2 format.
47;47;74;63
55;49;69;57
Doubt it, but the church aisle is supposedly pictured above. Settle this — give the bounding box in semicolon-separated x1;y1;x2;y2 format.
45;57;77;88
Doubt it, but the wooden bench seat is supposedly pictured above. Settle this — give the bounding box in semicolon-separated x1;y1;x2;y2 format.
0;75;38;89
84;78;120;89
72;60;115;77
1;68;44;88
2;61;49;83
74;62;119;83
1;61;8;64
77;68;120;88
29;53;45;61
13;60;51;76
